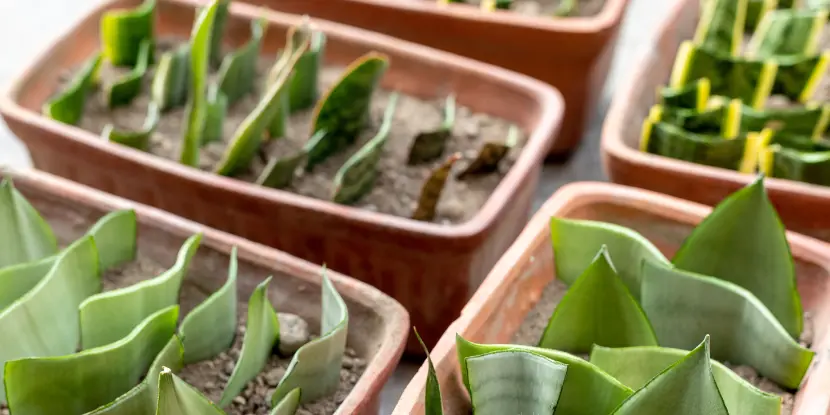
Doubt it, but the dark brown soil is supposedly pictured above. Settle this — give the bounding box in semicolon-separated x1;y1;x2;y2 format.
431;0;606;17
73;39;524;225
511;278;814;415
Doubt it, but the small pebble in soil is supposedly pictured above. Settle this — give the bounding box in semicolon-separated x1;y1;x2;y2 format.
277;312;311;356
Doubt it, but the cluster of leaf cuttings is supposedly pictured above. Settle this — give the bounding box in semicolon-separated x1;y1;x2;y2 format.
553;0;577;16
287;28;327;112
102;101;161;151
771;52;830;103
658;78;711;110
456;336;634;415
669;41;777;109
43;53;103;125
640;119;750;172
332;93;400;205
100;0;156;67
152;44;191;112
215;20;313;176
408;95;456;165
456;125;519;179
105;39;153;108
306;52;390;171
538;246;658;354
4;306;179;414
412;152;462;222
590;344;782;415
479;0;512;11
759;144;830;185
271;270;349;405
217;16;267;104
693;0;747;56
747;8;828;59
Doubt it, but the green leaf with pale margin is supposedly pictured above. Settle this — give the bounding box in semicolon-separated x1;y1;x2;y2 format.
748;9;828;59
467;350;567;415
412;153;460;221
307;52;389;170
641;120;749;171
208;0;230;67
0;180;57;268
215;22;312;176
269;388;301;415
740;102;830;138
43;53;102;125
456;125;518;179
0;236;100;404
151;45;190;112
106;39;152;108
641;260;814;389
4;306;178;415
201;86;228;145
85;335;185;415
220;276;280;406
590;345;781;415
761;145;830;185
332;92;399;205
539;246;658;353
549;217;668;299
103;102;161;151
79;234;201;350
610;336;728;414
272;270;348;405
180;0;220;167
772;53;829;103
256;149;307;189
415;328;443;415
217;17;266;104
659;78;710;111
456;336;632;415
179;246;238;364
693;0;747;56
289;30;326;112
672;175;802;338
0;259;53;314
101;0;155;66
156;368;225;414
408;95;455;165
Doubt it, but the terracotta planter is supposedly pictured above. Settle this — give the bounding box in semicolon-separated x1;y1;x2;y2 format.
601;0;830;242
1;167;408;415
239;0;628;155
0;0;563;354
392;182;830;414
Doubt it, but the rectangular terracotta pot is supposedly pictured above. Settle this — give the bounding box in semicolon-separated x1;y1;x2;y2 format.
0;0;563;354
392;182;830;414
1;167;408;415
238;0;629;155
601;0;830;242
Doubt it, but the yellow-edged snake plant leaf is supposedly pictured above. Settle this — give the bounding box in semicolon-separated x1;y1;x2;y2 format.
3;306;178;415
180;0;221;167
641;120;750;171
156;367;225;414
456;125;518;180
641;259;814;389
693;0;747;56
102;102;161;151
411;152;461;222
43;52;102;125
306;52;389;170
179;246;238;364
101;0;155;67
415;328;443;415
217;17;266;104
549;217;668;299
332;92;399;205
590;344;782;415
271;270;348;405
0;179;57;267
760;145;830;185
0;236;100;404
219;276;280;407
538;246;658;353
772;52;830;103
79;234;202;350
672;175;802;338
610;336;729;414
269;388;301;415
407;95;455;165
659;78;711;111
740;102;830;138
106;39;153;108
748;8;828;59
215;21;312;176
746;0;795;32
466;350;567;415
455;336;633;415
152;45;190;112
288;30;326;112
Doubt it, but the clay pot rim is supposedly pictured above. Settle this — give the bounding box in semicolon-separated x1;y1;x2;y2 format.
1;166;410;415
0;0;564;244
392;180;830;414
599;0;830;200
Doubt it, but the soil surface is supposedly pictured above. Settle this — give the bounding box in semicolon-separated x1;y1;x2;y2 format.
511;278;814;415
72;39;525;225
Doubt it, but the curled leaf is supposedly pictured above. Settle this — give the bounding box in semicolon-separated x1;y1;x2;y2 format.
151;45;190;112
412;152;461;222
43;53;102;125
100;0;155;66
408;95;455;165
0;180;57;268
102;101;161;151
456;125;518;179
106;39;152;108
217;17;266;104
288;29;326;112
693;0;747;56
748;8;828;58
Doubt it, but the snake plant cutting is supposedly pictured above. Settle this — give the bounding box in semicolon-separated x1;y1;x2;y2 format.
640;0;830;186
0;180;352;415
421;176;810;414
